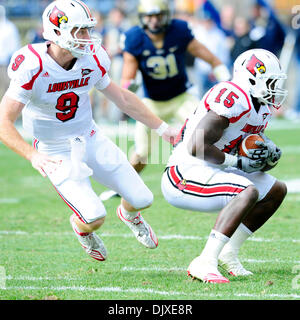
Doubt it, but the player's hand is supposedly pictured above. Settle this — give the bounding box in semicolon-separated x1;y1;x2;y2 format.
122;79;140;93
162;126;179;146
247;145;269;161
237;155;265;173
257;133;282;166
30;151;61;177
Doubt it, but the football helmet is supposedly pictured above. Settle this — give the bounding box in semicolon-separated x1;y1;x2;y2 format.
138;0;170;34
42;0;101;58
232;49;288;109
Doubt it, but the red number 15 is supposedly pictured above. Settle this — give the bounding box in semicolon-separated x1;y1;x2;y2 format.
215;88;239;108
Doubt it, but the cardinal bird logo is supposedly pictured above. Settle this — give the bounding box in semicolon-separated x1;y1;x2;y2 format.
246;54;266;77
81;68;94;77
49;6;68;28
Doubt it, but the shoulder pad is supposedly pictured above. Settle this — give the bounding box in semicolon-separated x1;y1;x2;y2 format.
8;44;42;81
92;46;111;76
204;81;252;122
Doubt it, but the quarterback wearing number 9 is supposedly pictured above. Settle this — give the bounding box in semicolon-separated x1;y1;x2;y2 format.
0;0;179;262
161;49;288;283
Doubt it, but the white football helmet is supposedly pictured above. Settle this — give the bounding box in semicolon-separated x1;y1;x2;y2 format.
232;49;288;109
42;0;101;58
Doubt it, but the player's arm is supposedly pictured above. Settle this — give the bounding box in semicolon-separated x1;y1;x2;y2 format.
187;38;231;81
0;96;59;177
187;110;229;164
101;81;177;143
120;51;140;92
187;110;265;172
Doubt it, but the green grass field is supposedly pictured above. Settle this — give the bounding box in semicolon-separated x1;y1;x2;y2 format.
0;119;299;301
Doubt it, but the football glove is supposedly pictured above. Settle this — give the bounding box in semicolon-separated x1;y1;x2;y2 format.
236;155;265;173
247;145;269;161
256;133;282;166
122;79;140;93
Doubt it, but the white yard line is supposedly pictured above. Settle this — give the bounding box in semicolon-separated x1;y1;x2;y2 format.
0;230;299;243
0;198;20;204
2;285;300;299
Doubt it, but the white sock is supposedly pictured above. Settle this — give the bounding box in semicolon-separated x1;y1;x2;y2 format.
200;230;230;262
221;223;253;255
120;205;139;220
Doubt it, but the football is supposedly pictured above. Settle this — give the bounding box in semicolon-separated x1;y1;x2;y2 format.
238;134;265;158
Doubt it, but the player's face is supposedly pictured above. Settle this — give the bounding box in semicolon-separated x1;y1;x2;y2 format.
71;27;92;49
142;13;166;33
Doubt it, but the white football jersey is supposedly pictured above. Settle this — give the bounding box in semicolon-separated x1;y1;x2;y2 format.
6;42;111;142
168;81;272;167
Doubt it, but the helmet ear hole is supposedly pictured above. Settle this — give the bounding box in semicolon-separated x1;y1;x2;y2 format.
249;79;256;85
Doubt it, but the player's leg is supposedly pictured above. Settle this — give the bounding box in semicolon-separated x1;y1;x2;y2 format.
130;96;176;173
242;180;287;231
34;139;108;262
173;92;200;124
87;131;158;249
162;164;257;283
45;161;108;262
218;172;287;276
130;119;149;173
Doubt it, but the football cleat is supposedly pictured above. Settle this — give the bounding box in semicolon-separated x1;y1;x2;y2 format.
187;255;230;284
99;190;120;201
117;205;158;249
70;214;107;261
218;251;253;276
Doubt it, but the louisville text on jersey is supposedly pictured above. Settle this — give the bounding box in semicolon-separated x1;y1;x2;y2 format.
47;77;90;93
241;123;266;134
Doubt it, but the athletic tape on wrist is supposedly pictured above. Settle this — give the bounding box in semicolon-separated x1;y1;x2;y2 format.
155;122;169;136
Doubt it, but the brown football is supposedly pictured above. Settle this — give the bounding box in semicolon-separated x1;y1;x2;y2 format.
238;134;265;158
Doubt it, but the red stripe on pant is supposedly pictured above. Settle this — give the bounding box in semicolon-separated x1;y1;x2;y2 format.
168;166;245;196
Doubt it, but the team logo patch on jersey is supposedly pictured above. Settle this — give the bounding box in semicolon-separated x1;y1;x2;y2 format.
246;54;266;76
49;6;68;28
81;68;94;77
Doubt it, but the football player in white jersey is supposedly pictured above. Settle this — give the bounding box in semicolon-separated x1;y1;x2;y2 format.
161;49;288;283
0;0;178;262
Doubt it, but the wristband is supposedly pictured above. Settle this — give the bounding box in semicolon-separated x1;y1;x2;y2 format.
155;121;169;136
223;153;238;167
213;64;231;82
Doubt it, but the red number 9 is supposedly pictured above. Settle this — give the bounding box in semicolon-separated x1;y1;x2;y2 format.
12;55;25;71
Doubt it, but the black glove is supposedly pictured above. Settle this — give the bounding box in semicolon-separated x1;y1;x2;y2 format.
257;133;282;166
237;156;265;173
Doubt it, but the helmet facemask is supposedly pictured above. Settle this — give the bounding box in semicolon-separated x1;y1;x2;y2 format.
139;11;170;34
251;74;288;109
57;21;102;58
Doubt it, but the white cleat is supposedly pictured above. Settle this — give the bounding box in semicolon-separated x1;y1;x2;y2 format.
70;215;107;261
99;190;120;201
187;255;230;284
218;251;253;276
117;205;158;249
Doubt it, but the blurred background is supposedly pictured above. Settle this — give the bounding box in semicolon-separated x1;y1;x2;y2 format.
1;0;300;124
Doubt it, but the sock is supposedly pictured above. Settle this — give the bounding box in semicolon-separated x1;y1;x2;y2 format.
221;223;253;255
200;230;230;262
119;205;139;220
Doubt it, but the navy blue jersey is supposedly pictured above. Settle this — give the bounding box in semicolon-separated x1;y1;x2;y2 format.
123;19;194;101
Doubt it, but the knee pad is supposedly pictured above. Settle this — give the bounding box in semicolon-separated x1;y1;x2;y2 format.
129;187;153;210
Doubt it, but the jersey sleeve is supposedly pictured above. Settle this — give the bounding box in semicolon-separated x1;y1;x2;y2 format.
121;26;143;57
203;81;252;123
6;45;40;104
173;19;194;48
93;46;112;90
